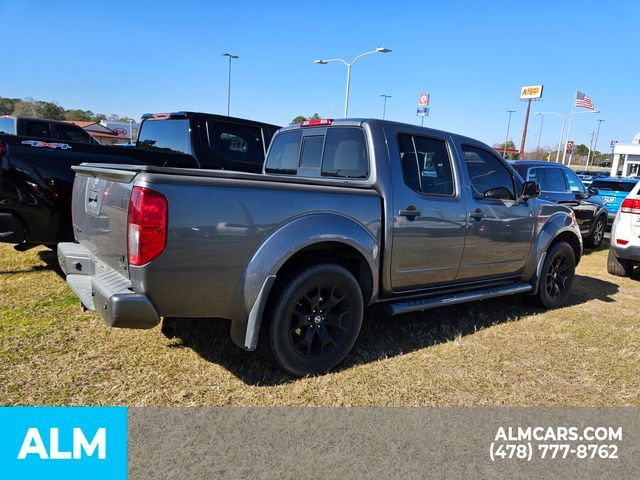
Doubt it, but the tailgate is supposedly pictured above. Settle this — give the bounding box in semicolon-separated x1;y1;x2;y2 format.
71;166;138;278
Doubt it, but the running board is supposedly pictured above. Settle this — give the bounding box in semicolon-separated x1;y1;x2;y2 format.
385;283;533;316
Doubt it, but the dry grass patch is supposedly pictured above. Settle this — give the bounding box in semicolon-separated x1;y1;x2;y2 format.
1;242;638;406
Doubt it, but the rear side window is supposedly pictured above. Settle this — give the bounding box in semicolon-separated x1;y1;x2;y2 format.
397;134;454;195
265;127;368;178
462;145;515;200
591;180;637;193
23;120;51;139
0;117;14;134
543;168;568;192
265;130;301;174
55;124;93;144
207;121;264;167
137;119;192;155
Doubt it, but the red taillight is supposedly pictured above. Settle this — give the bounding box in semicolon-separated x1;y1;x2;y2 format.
616;239;629;245
620;198;640;214
0;140;6;156
300;118;332;127
152;113;171;119
127;187;168;266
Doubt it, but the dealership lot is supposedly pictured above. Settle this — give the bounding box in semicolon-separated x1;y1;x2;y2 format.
1;242;638;407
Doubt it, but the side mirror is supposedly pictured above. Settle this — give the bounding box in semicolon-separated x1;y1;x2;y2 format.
587;186;599;196
521;181;540;200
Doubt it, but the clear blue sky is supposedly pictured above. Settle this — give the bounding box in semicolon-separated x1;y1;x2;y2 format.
1;0;638;152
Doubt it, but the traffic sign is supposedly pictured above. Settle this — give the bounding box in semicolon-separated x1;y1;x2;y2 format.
419;93;429;107
417;107;429;116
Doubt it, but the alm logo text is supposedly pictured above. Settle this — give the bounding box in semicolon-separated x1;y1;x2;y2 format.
17;427;107;460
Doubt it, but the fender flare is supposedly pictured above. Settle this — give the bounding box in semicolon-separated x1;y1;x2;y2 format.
230;212;380;350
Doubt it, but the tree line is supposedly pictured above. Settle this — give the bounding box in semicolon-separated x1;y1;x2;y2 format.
0;97;133;123
493;140;612;165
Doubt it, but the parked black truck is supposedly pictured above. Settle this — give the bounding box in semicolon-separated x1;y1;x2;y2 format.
59;118;583;376
0;112;280;248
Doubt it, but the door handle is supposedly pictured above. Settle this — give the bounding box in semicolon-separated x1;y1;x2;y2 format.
468;210;486;220
399;206;421;220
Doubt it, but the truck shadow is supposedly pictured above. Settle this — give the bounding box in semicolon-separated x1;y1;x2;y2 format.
0;248;63;277
166;273;619;386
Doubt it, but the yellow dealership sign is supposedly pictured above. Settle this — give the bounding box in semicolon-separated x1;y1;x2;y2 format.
520;85;543;100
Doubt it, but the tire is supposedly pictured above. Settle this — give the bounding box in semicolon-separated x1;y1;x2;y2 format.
526;241;576;308
607;248;634;277
269;264;363;376
585;215;606;249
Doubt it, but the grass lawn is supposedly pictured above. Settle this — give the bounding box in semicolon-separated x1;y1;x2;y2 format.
1;241;638;406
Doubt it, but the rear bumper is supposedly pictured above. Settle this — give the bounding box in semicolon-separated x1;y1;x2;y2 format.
58;242;160;329
0;212;26;243
611;244;640;262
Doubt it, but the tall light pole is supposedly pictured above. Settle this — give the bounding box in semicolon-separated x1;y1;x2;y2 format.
503;110;516;158
535;113;545;159
222;52;239;116
535;110;598;164
380;94;391;119
563;109;599;166
314;47;392;118
589;119;604;168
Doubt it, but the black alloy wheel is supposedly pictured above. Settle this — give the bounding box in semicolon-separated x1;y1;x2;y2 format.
586;216;605;248
526;241;575;308
269;264;363;376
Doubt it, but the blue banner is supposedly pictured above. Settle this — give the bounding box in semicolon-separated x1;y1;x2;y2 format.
0;407;127;479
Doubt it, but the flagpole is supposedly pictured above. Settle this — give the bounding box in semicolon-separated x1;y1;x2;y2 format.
562;94;576;165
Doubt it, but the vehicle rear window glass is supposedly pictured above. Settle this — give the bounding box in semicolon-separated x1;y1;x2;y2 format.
0;118;14;134
56;124;93;144
462;145;515;200
137;119;192;155
591;180;637;192
300;135;324;168
23;120;51;139
398;134;454;195
265;130;302;174
321;128;368;178
208;120;264;167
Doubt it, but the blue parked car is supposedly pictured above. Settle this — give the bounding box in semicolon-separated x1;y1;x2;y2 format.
589;177;640;224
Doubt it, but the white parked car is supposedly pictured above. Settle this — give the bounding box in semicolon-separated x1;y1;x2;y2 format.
608;181;640;276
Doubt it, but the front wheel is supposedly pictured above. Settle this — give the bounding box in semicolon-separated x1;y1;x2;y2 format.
585;216;606;248
526;241;576;308
269;264;363;376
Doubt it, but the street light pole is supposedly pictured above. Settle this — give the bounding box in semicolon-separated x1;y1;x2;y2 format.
590;119;604;168
503;110;515;158
380;94;391;119
536;114;544;159
222;53;239;116
314;47;392;118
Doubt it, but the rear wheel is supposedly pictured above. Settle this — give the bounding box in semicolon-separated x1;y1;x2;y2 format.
526;241;575;308
607;248;634;277
269;264;363;376
585;216;606;249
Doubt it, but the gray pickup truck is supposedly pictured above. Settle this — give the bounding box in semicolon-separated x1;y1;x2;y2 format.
58;119;582;376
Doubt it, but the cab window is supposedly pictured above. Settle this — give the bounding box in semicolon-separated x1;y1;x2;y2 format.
398;134;454;195
563;168;586;193
462;145;515;200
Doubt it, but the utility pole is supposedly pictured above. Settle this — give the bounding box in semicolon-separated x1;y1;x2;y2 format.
503;110;516;158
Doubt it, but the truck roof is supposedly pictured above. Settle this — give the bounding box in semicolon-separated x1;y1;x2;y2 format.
140;111;281;129
278;118;487;145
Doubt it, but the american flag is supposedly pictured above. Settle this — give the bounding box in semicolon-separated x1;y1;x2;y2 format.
575;91;595;110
